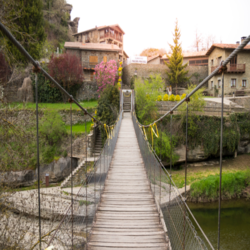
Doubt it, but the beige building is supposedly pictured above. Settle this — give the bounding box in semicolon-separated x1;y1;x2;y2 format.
206;41;250;96
72;24;128;63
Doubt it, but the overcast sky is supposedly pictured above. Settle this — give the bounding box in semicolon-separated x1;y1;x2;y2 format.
67;0;250;57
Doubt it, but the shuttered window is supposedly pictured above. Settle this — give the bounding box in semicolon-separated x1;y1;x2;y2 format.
89;56;98;65
103;56;107;63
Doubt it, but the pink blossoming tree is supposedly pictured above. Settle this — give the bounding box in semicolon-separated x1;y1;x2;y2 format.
95;60;117;93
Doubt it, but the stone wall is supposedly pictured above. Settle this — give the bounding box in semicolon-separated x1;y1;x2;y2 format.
0;109;94;126
122;63;208;88
227;96;250;110
0;156;78;187
76;81;98;101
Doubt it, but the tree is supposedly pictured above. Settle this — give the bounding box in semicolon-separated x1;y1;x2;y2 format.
48;52;84;102
192;29;203;52
165;20;190;95
140;48;166;58
135;74;164;125
3;0;46;64
95;60;117;93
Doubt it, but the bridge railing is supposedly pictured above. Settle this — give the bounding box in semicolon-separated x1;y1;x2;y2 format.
47;111;123;249
131;91;214;250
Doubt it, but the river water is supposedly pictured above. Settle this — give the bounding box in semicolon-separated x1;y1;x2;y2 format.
187;199;250;250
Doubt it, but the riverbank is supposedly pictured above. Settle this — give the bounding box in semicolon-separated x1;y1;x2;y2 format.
169;154;250;202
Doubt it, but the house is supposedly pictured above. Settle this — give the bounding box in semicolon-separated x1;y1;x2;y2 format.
64;42;121;82
206;37;250;96
147;54;162;64
72;24;128;63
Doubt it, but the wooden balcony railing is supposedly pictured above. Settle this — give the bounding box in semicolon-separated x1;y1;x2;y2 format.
100;32;122;42
211;64;245;73
82;62;98;69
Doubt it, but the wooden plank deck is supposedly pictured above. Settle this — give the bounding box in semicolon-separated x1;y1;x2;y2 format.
88;113;168;250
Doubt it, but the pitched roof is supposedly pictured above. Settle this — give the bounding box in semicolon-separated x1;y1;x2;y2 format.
206;43;250;55
162;51;207;59
147;54;162;62
123;50;129;58
64;42;121;52
73;24;125;36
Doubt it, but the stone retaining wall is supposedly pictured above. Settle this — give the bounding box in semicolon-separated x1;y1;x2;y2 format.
122;63;208;88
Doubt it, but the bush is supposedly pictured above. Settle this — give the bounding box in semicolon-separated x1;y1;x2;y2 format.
96;85;120;126
163;94;168;101
169;94;175;101
181;93;186;100
175;95;181;101
157;95;162;101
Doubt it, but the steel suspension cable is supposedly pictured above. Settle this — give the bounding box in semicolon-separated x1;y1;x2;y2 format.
135;34;250;128
70;100;73;250
35;74;42;250
0;22;102;126
217;70;225;250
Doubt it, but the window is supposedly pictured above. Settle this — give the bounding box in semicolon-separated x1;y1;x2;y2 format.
218;79;221;88
230;55;237;65
211;81;214;89
189;59;208;66
103;56;107;63
231;79;236;87
211;59;214;66
217;56;222;65
89;56;98;65
90;71;95;81
242;79;247;87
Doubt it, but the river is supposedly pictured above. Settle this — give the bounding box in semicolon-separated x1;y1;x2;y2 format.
187;199;250;250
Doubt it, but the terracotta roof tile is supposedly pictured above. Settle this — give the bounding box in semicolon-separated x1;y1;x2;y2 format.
73;24;125;35
64;42;121;52
206;43;250;55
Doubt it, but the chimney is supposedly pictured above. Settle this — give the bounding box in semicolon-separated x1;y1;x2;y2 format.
236;41;240;45
241;37;247;43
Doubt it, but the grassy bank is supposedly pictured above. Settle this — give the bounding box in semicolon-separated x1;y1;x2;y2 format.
171;155;250;188
8;100;98;110
190;170;250;199
66;121;92;135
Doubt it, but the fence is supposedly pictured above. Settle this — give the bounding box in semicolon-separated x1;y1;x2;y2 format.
131;91;214;250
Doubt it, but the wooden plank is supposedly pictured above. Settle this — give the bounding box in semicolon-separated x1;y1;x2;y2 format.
88;113;168;250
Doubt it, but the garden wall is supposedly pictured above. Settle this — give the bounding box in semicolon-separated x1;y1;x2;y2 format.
122;63;208;89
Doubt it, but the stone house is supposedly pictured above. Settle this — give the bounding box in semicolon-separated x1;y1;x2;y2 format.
206;39;250;96
72;24;129;63
64;42;121;100
147;54;162;64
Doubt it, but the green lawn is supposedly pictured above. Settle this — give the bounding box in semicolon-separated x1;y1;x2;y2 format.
10;100;98;110
66;121;92;135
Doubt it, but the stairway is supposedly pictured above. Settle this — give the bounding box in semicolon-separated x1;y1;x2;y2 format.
93;129;102;157
123;91;131;112
60;158;94;188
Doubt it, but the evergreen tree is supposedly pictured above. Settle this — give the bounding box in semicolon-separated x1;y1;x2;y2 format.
165;20;190;95
6;0;46;64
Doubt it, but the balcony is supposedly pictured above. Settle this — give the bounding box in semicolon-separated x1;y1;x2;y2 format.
82;62;98;69
100;32;122;42
211;64;245;74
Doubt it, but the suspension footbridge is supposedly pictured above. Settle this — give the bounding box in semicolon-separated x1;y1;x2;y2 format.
1;22;250;250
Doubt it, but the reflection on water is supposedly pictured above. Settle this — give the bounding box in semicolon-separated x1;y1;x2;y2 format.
187;199;250;250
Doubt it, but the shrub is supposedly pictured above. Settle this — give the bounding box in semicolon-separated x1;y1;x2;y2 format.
157;95;162;101
181;93;186;100
169;94;175;101
163;94;169;101
175;95;181;101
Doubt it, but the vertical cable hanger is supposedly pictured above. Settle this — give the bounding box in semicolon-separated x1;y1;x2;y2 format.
185;97;190;198
69;96;73;250
34;65;42;250
217;62;227;250
85;113;88;249
169;112;173;205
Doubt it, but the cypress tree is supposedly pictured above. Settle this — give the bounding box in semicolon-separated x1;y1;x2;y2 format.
6;0;46;64
165;20;190;95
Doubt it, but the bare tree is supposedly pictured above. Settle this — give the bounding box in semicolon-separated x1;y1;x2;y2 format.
192;29;203;52
205;34;216;50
